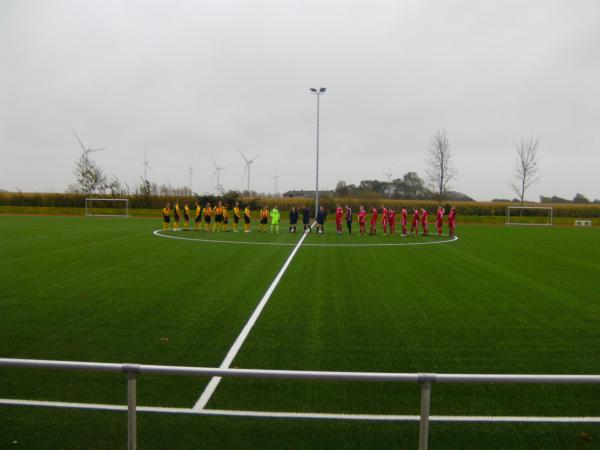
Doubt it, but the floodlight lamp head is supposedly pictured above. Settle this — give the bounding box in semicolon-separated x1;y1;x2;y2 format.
310;88;318;93
319;87;326;93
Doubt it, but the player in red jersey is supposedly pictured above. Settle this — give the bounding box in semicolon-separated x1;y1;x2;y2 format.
436;206;444;236
388;208;396;234
370;206;378;235
335;204;343;234
358;206;367;236
381;206;389;235
448;206;456;237
401;207;408;236
410;208;420;236
421;208;429;236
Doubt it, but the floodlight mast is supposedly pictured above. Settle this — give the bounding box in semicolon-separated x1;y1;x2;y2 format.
310;87;326;218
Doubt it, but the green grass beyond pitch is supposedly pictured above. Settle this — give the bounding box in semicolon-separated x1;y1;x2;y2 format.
1;215;600;449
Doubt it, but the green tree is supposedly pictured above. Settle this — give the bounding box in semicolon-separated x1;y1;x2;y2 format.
573;193;589;203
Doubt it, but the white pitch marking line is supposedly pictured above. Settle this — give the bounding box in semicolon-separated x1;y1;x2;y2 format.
153;229;459;248
192;225;313;411
201;409;600;423
153;229;296;246
2;398;600;423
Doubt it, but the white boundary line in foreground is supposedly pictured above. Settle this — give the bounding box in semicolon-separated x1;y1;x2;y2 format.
1;398;599;423
192;224;313;410
153;229;459;248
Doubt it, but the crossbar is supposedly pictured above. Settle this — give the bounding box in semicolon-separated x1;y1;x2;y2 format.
2;357;600;449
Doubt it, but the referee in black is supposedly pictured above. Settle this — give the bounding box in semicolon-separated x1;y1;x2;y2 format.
345;204;352;234
289;206;299;233
301;204;311;233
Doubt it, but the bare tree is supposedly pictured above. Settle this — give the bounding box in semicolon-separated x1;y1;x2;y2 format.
511;137;540;206
425;130;456;201
107;175;129;197
73;152;107;194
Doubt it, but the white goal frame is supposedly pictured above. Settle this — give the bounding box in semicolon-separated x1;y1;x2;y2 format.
85;198;130;217
506;206;553;226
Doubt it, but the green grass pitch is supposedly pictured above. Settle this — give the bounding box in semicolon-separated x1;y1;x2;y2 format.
1;215;600;449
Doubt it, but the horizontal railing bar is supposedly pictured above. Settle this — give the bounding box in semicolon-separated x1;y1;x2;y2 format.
0;359;123;372
434;374;600;384
2;359;600;384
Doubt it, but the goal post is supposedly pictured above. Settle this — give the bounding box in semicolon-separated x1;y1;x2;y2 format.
85;198;130;217
506;206;553;226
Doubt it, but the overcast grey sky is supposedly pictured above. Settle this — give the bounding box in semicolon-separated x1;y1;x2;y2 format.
1;0;599;200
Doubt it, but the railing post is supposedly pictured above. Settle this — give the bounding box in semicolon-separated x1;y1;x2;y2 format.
123;364;140;450
418;374;434;450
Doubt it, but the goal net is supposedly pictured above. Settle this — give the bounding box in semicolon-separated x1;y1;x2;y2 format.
85;198;130;217
506;206;552;226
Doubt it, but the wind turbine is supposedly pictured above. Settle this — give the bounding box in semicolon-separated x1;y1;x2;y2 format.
269;175;279;196
238;147;260;195
143;148;151;182
72;129;106;156
211;157;227;195
382;172;393;182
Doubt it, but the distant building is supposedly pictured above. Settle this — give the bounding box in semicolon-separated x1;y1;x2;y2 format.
283;190;335;198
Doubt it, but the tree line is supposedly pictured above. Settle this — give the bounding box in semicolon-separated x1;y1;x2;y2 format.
67;151;193;197
334;173;473;201
65;129;595;204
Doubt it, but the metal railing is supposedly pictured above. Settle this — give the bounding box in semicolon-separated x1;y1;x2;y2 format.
2;358;600;450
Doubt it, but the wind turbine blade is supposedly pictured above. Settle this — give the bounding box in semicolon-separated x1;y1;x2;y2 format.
88;148;106;154
237;147;249;163
72;129;86;152
212;156;218;170
249;155;260;163
242;164;248;183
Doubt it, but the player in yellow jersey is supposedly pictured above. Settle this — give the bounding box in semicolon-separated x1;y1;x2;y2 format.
202;202;212;231
162;202;171;230
194;201;201;231
183;201;191;231
213;201;223;232
222;204;229;231
259;206;269;232
244;205;251;232
232;202;241;232
173;201;181;230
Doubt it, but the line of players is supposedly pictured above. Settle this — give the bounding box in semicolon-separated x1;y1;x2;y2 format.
335;205;456;237
162;201;456;237
162;201;302;234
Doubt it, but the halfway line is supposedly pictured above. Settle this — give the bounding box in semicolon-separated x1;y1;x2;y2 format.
193;225;312;410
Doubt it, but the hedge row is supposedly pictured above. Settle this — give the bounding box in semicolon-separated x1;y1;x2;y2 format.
1;193;599;218
245;197;600;218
